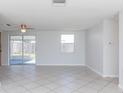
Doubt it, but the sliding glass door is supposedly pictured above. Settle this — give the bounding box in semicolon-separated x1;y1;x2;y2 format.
9;35;36;65
10;36;23;65
23;36;36;64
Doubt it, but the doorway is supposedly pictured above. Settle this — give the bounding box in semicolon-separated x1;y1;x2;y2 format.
9;35;36;65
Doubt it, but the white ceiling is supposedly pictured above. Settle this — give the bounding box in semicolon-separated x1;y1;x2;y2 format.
0;0;122;31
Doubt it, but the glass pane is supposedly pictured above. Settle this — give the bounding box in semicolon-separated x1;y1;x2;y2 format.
61;34;74;53
61;43;74;53
61;34;74;43
10;36;23;65
23;36;36;64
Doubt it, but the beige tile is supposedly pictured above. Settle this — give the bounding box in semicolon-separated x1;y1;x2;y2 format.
44;83;60;89
3;86;28;93
76;87;98;93
0;66;121;93
54;87;75;93
0;88;6;93
30;86;51;93
23;82;41;89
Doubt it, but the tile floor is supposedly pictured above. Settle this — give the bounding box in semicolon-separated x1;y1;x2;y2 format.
0;65;122;93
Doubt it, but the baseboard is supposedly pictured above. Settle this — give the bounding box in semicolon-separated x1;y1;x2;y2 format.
2;64;85;66
102;75;118;78
36;64;85;66
86;65;119;78
86;65;103;76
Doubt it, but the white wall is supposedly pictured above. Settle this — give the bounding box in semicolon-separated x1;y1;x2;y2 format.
119;11;123;89
86;23;103;75
86;16;119;77
1;30;86;65
103;17;119;77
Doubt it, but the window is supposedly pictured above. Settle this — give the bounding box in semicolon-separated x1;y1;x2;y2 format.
61;34;74;53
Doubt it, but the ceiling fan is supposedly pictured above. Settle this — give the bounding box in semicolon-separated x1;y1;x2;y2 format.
6;24;35;33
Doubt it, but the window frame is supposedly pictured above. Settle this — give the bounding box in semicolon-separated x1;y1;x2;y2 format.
60;34;75;53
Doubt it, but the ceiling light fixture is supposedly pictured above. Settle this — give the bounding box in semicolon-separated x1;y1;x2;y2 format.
21;24;27;33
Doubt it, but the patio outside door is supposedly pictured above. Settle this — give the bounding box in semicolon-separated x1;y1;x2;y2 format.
9;35;36;65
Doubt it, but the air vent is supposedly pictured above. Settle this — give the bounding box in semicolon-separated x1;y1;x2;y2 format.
53;0;66;6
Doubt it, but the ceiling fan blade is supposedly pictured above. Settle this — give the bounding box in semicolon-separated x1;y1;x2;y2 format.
27;28;35;29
